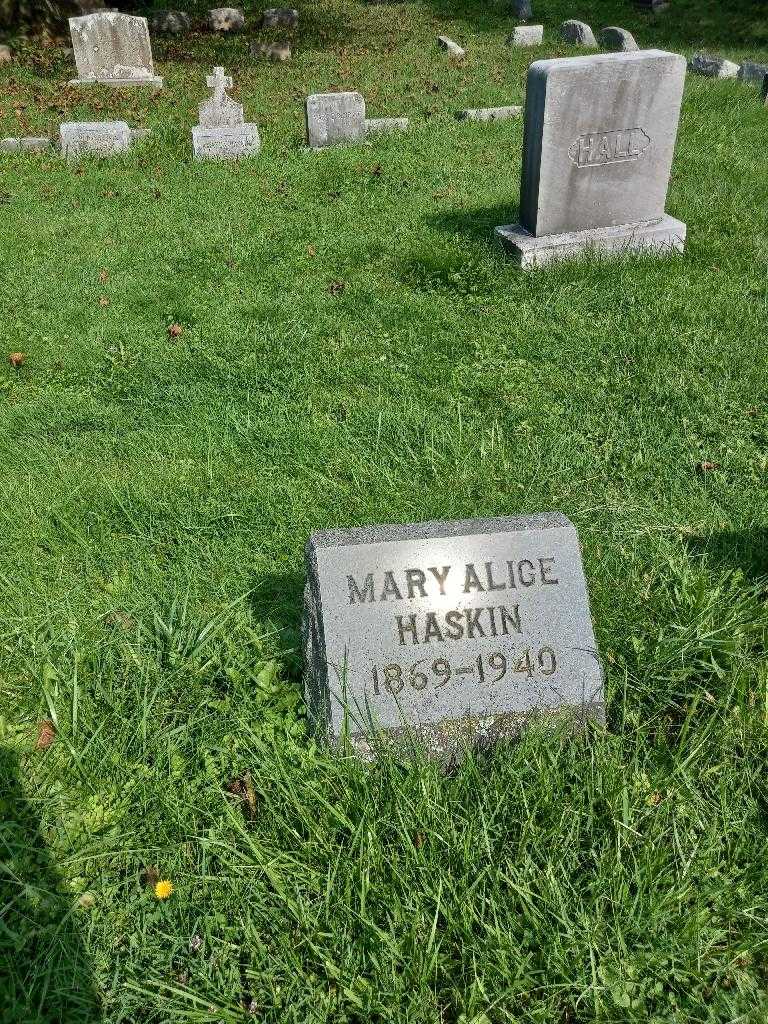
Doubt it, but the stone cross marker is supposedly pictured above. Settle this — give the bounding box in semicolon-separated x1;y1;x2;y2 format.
305;92;366;149
303;514;604;759
69;12;162;88
496;50;687;267
192;67;260;160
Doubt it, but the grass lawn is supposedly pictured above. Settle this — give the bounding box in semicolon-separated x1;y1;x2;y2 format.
2;0;768;1019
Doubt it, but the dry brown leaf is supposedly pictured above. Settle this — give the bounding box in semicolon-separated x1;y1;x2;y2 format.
99;269;109;283
307;244;316;257
99;296;110;307
141;865;160;889
35;719;56;750
168;323;183;338
696;460;720;473
328;280;345;297
8;352;25;367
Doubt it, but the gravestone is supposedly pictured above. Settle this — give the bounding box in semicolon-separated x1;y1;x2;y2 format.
305;92;366;149
364;117;409;135
688;53;739;78
303;514;604;759
69;13;162;87
208;7;245;31
508;25;543;46
60;120;132;159
456;105;521;122
261;7;298;28
512;0;532;22
250;41;291;61
599;26;638;52
149;10;191;34
495;50;687;267
738;61;768;86
437;35;465;57
560;20;597;47
191;67;261;160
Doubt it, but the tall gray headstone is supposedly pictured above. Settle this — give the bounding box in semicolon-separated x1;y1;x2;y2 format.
303;514;604;760
69;12;162;87
496;50;687;267
305;92;366;149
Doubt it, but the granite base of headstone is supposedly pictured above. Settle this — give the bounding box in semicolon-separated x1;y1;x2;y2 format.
60;120;132;159
305;92;366;149
68;12;162;87
303;514;604;760
191;67;261;160
456;105;522;122
495;50;687;268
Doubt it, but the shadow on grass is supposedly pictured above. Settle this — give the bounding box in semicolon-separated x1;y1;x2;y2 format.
0;747;100;1024
428;201;520;241
682;528;768;584
248;567;305;671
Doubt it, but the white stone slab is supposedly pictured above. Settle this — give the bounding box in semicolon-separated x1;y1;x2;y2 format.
68;12;161;87
364;117;409;135
508;25;543;47
60;120;131;159
305;92;366;149
456;105;522;122
437;35;465;57
495;215;686;268
192;124;261;160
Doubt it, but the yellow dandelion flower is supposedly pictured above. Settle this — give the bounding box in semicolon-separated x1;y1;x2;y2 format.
154;879;174;900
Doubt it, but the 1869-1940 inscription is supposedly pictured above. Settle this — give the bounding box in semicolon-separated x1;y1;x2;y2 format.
303;513;604;760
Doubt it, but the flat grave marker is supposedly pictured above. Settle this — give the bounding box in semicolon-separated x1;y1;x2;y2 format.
304;514;604;759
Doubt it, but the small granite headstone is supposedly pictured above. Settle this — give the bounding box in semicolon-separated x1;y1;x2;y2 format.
208;7;245;31
599;26;638;52
305;92;366;149
688;53;739;78
149;10;192;34
456;105;522;122
508;25;543;47
261;7;298;28
495;50;687;267
68;12;162;87
191;66;261;160
303;514;604;759
560;20;597;47
60;120;132;159
737;60;768;86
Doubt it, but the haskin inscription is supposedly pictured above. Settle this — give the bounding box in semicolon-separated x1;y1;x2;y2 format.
303;513;604;760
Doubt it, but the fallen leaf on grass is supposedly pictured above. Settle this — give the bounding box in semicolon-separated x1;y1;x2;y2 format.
8;352;25;367
99;296;110;307
225;775;258;820
98;269;109;283
413;832;426;848
328;280;345;297
35;719;56;750
696;460;720;473
141;865;160;889
168;323;183;338
307;244;316;257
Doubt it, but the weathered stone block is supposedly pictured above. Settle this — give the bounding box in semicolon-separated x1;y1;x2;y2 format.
60;120;131;159
149;10;191;34
305;92;366;149
208;7;245;32
737;60;768;86
456;105;522;122
261;7;298;28
303;514;604;759
192;124;261;160
437;35;465;58
508;25;543;46
688;53;739;78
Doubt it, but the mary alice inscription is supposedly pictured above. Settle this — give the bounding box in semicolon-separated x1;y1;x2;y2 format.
303;514;604;758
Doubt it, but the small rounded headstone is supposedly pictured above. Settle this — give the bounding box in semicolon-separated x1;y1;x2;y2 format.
688;53;740;79
208;7;245;32
150;10;192;34
560;19;598;48
599;26;639;52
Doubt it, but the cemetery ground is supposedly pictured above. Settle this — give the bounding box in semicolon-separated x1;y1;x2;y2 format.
2;0;768;1020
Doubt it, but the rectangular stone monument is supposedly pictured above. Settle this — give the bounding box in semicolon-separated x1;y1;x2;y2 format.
60;121;132;160
305;92;366;149
496;50;686;268
191;67;261;160
69;12;162;87
303;513;604;760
